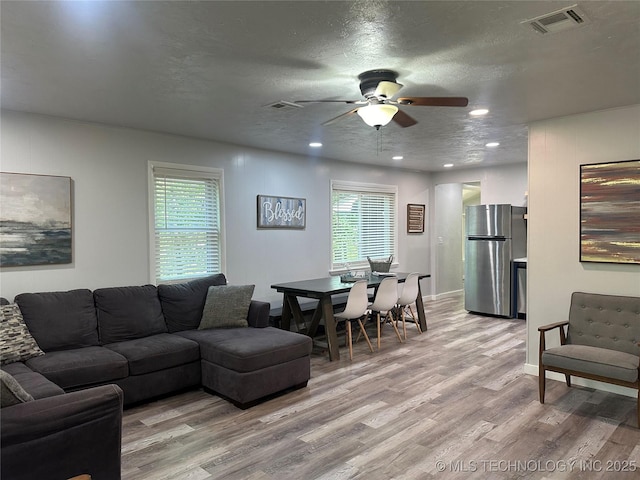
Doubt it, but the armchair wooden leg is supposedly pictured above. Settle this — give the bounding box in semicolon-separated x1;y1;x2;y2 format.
565;375;571;387
637;394;639;429
539;365;546;404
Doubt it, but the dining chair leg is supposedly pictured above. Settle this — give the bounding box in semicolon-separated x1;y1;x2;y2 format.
409;305;421;334
346;320;353;360
357;318;374;353
376;312;382;350
401;308;407;340
388;311;403;343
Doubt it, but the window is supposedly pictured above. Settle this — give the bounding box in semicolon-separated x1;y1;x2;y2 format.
331;180;398;270
149;163;224;283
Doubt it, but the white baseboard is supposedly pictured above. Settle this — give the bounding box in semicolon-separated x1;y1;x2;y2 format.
523;363;637;399
426;289;463;302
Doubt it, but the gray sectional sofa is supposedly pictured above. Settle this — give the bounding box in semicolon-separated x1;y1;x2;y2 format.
1;273;312;480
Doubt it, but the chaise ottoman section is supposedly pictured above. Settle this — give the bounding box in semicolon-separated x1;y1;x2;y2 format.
176;326;312;407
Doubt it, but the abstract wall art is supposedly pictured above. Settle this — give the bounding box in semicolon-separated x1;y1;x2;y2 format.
0;172;72;267
580;159;640;264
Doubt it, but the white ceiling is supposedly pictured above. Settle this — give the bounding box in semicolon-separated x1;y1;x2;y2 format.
2;1;639;172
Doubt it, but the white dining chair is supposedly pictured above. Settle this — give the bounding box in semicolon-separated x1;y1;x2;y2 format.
334;280;374;360
396;272;422;340
368;276;402;349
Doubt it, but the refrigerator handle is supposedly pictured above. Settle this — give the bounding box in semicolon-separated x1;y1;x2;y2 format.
468;236;507;241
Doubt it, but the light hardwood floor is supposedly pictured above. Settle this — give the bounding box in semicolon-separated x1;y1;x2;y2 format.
121;295;640;479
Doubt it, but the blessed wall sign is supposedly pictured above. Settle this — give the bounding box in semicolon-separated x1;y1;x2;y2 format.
257;195;306;229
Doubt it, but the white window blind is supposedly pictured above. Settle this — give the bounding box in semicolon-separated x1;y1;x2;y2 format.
152;166;222;283
331;180;397;270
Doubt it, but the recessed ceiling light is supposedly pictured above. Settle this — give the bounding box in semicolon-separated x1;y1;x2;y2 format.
309;142;322;147
443;163;454;168
469;109;489;116
392;156;403;161
485;142;500;147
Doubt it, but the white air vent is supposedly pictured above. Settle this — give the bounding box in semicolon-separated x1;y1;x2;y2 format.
265;101;303;110
522;4;589;35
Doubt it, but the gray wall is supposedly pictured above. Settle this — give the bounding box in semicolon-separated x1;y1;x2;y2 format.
0;110;433;303
434;183;463;296
526;104;640;383
429;163;528;297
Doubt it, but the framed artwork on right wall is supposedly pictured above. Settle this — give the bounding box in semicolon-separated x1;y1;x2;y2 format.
579;159;640;264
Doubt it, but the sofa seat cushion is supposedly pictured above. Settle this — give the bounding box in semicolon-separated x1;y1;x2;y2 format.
1;370;34;407
95;285;167;344
2;357;65;398
6;370;65;399
543;344;639;383
176;327;312;373
1;361;34;376
104;333;200;375
25;346;128;390
15;289;99;352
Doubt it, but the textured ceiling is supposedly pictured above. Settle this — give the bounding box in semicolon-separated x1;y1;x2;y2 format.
1;1;639;172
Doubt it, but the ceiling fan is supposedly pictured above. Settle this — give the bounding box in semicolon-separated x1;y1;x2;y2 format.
294;69;469;130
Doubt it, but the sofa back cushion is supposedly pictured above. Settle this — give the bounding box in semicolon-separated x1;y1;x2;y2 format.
94;285;167;344
567;292;640;356
157;274;227;332
15;289;99;352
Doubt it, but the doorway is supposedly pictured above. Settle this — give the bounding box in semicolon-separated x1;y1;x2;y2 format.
462;182;481;277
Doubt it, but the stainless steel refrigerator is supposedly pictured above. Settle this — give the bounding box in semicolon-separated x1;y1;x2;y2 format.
464;204;527;317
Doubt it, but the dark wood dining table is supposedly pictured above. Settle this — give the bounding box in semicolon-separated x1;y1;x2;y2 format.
271;272;430;361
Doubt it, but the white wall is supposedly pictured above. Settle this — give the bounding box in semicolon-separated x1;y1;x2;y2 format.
434;183;463;296
431;163;529;206
526;105;640;393
429;162;528;296
0;110;433;303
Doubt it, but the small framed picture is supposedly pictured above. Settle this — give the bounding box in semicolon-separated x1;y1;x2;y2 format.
407;203;425;234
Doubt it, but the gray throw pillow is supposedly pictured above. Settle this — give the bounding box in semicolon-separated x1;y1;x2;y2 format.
199;284;255;329
0;304;45;365
0;369;34;407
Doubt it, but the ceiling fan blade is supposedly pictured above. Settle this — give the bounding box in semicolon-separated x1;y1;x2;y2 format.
392;109;418;128
397;97;469;107
294;99;364;105
322;108;360;126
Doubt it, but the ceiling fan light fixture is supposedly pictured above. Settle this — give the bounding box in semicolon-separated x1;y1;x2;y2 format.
357;104;399;129
374;81;403;99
